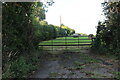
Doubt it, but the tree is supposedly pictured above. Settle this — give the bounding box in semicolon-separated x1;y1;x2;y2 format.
93;1;120;55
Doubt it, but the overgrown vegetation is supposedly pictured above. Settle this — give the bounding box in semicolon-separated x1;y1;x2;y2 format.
2;49;52;78
2;2;75;78
2;1;119;79
91;1;120;79
92;2;120;57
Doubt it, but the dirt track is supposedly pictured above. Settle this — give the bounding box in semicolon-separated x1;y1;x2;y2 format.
30;48;118;78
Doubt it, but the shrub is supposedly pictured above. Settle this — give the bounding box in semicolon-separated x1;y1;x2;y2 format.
2;56;36;78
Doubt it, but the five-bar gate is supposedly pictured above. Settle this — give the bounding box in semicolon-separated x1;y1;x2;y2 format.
39;36;94;53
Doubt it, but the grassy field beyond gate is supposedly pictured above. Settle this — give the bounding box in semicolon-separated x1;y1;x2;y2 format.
39;36;92;53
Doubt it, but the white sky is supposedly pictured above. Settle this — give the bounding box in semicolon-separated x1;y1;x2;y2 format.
45;0;105;35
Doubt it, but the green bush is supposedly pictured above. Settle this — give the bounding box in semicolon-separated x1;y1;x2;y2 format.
92;2;120;56
115;72;120;80
11;57;35;77
2;56;36;78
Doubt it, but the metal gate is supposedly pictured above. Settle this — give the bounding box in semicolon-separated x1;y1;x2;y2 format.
39;36;94;53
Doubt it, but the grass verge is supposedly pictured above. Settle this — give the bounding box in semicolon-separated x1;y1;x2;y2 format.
2;49;49;78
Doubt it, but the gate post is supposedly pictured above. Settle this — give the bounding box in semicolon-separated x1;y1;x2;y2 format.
78;36;79;48
65;36;67;51
51;39;53;52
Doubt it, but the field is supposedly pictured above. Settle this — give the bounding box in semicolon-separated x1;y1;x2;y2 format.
39;36;92;45
39;36;92;53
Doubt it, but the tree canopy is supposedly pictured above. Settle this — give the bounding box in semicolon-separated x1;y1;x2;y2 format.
92;1;120;56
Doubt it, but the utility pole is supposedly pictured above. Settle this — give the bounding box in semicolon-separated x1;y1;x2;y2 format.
60;16;62;26
60;16;62;36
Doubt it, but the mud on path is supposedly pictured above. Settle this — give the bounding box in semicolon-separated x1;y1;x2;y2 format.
30;47;118;78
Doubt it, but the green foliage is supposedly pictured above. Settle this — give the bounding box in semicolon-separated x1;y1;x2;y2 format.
2;2;46;78
32;20;75;41
2;56;36;78
10;57;35;78
2;2;75;78
79;33;88;36
115;72;120;80
92;2;120;56
2;2;38;68
49;72;59;77
74;61;83;66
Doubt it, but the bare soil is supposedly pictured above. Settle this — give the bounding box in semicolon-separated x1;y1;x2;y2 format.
29;47;118;78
